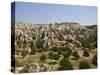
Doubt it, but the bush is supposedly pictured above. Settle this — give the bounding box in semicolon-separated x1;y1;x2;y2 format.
31;49;36;55
58;49;62;55
63;48;72;58
82;41;96;50
37;49;43;52
59;58;69;66
36;39;42;49
63;51;72;58
79;61;91;69
21;50;27;57
61;47;71;52
40;54;47;62
83;51;89;57
58;47;72;58
92;55;97;66
72;51;80;60
93;42;97;48
51;46;58;52
58;66;73;70
58;58;73;70
48;52;60;60
82;41;90;48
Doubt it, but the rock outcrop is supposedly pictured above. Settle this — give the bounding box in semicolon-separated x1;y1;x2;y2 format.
12;22;97;49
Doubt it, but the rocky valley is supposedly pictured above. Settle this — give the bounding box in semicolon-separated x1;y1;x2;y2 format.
11;22;97;73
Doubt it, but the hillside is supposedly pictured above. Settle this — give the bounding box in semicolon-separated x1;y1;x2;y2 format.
11;22;97;73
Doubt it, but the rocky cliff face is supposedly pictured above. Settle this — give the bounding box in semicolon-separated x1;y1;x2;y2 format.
12;22;97;49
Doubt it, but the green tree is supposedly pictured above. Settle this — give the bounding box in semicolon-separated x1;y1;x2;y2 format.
92;54;97;66
58;58;73;70
63;47;72;58
40;54;47;62
51;46;58;52
48;52;60;60
72;51;80;60
79;61;91;69
83;51;89;57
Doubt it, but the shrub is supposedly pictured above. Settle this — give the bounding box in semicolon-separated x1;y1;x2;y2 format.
79;61;91;69
37;49;43;52
92;54;97;66
31;49;36;55
72;51;80;60
63;48;72;58
82;41;96;50
58;58;73;70
62;47;71;52
58;49;62;55
36;39;42;49
83;51;89;57
21;50;27;57
48;52;60;60
51;46;58;52
40;54;47;62
93;42;97;48
82;41;91;48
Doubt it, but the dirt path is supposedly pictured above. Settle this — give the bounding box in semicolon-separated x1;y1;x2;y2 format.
77;50;94;64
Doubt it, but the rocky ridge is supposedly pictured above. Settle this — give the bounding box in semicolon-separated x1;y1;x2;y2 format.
13;22;97;49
